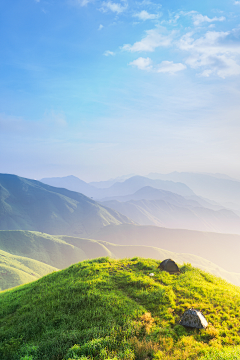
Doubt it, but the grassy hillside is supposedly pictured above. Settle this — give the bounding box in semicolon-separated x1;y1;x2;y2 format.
0;174;133;237
1;258;240;360
0;230;114;290
0;249;57;291
0;230;88;268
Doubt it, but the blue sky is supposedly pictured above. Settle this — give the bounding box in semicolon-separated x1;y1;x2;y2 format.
1;0;240;181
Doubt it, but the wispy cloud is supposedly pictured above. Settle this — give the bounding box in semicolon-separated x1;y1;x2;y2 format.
167;11;225;26
188;11;225;26
129;57;152;70
234;1;240;4
104;50;115;56
179;30;240;78
100;1;128;14
98;24;104;30
122;28;172;52
129;57;186;74
133;10;160;21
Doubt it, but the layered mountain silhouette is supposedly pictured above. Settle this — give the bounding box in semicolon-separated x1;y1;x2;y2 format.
40;175;99;198
100;186;212;206
101;186;240;234
89;174;135;188
40;175;195;199
148;172;240;209
0;174;133;237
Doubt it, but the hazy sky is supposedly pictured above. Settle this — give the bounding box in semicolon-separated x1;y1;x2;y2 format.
1;0;240;181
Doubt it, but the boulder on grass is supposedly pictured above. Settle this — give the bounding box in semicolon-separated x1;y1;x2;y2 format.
158;259;180;274
180;308;208;329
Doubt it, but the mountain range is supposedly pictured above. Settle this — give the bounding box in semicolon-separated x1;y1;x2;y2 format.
0;174;133;237
40;175;195;199
101;196;240;234
148;171;240;210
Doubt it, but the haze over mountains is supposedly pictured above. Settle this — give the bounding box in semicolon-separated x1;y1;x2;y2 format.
2;230;240;291
148;172;240;210
40;175;195;199
40;173;240;235
2;171;240;291
92;224;240;273
101;198;240;234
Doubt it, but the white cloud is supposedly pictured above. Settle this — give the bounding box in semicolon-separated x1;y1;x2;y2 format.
157;61;186;74
235;1;240;4
104;50;115;56
122;28;172;52
171;11;225;26
129;57;152;70
179;31;240;78
129;57;186;74
98;24;104;30
100;1;128;13
133;10;159;21
190;13;225;26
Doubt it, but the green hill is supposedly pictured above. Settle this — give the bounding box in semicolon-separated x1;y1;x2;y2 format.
0;249;57;291
0;230;89;268
0;174;133;237
1;258;240;360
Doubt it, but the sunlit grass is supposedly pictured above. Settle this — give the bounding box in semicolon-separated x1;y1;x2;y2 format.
1;258;240;359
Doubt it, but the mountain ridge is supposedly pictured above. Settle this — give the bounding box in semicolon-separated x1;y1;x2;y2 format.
101;197;240;234
0;173;133;237
147;172;240;208
40;174;196;199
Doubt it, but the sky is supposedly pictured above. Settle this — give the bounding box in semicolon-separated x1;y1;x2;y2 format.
1;0;240;181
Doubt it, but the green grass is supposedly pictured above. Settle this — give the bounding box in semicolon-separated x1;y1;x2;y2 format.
0;248;57;291
1;258;240;359
0;230;88;268
200;346;240;359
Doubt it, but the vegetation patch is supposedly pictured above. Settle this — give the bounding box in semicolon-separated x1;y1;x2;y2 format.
1;258;240;359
